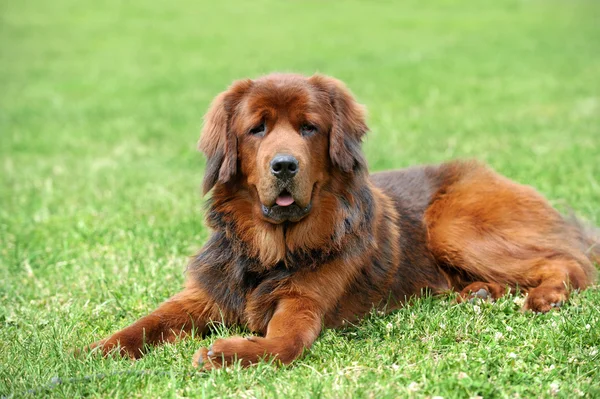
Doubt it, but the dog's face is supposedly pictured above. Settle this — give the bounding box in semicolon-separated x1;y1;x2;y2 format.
200;74;368;224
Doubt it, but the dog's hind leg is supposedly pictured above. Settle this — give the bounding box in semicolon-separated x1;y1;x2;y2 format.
521;257;588;312
424;162;596;312
454;260;585;312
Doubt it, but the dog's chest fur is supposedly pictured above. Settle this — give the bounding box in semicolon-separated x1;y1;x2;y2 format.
187;166;455;332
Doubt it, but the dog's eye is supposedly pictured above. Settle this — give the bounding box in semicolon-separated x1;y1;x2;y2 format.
300;124;317;137
248;122;266;137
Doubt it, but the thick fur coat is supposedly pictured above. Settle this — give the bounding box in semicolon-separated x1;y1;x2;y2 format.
90;73;599;369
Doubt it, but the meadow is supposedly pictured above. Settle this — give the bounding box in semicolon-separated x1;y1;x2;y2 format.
1;0;599;397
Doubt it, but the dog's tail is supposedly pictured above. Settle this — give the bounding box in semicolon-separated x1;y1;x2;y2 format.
583;225;600;266
566;214;600;270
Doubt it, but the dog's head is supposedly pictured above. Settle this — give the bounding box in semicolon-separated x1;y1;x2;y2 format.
199;73;368;224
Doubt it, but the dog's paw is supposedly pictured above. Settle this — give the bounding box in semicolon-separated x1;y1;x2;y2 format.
192;336;265;370
468;288;491;303
457;282;508;304
192;347;210;369
73;339;106;359
523;287;567;313
85;333;143;359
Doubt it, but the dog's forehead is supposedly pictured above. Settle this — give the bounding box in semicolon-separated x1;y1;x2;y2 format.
242;76;327;115
254;73;309;87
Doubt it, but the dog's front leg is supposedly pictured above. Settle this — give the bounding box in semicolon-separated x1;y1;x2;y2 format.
88;282;214;358
193;297;321;369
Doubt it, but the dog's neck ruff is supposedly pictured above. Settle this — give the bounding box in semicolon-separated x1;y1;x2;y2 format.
204;179;376;271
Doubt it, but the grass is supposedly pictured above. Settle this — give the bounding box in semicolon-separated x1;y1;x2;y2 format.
1;0;599;397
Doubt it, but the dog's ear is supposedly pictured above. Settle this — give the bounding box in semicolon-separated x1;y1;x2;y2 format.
309;74;368;173
199;79;252;194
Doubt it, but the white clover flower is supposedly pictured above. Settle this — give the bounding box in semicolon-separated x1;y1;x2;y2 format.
494;332;503;340
508;352;517;359
473;305;481;314
513;296;526;306
407;382;420;392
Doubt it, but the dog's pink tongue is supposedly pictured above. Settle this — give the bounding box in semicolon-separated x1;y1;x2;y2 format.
276;194;294;207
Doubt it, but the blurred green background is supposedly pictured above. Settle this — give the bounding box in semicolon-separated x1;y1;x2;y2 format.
1;0;599;397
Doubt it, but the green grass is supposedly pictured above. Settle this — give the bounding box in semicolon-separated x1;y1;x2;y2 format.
1;0;599;397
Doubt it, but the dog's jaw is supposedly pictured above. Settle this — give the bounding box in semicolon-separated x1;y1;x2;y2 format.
258;183;318;224
260;202;313;224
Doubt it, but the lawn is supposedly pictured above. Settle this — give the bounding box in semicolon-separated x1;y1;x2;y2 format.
1;0;599;397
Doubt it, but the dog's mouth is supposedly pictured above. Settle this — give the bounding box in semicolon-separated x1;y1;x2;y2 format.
261;189;312;224
275;190;295;207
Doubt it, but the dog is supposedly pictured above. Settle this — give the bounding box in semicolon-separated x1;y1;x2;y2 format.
90;73;599;369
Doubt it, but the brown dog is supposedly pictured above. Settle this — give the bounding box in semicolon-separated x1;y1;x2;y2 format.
90;73;599;369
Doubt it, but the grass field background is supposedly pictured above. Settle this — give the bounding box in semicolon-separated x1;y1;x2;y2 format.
1;0;599;397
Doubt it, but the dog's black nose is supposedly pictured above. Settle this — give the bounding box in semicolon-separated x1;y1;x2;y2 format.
270;155;299;179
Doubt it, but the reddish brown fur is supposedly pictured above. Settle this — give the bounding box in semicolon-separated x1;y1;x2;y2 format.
89;73;599;368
